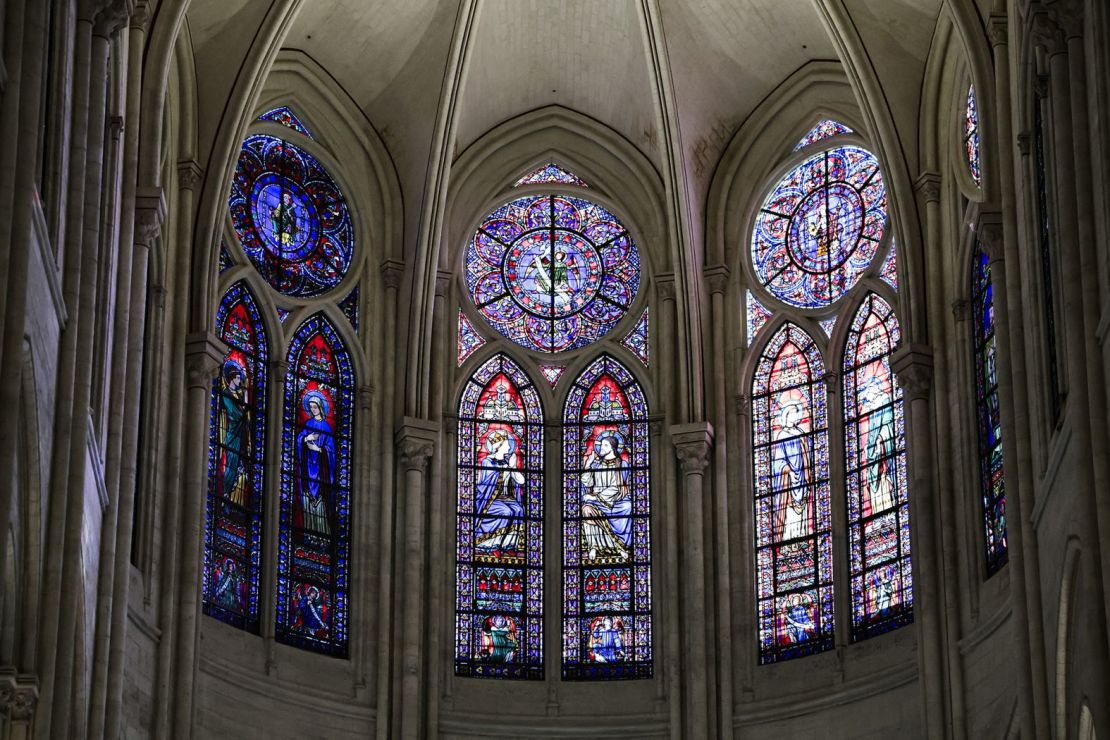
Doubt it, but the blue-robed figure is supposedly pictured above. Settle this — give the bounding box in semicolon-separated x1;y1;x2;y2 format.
771;395;812;541
297;389;337;535
474;429;525;556
589;616;625;662
294;585;328;635
580;430;633;562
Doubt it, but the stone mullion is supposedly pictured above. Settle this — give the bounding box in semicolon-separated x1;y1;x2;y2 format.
263;356;289;669
824;368;849;660
731;394;755;706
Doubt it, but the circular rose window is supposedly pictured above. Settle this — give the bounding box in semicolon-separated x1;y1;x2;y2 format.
752;146;887;309
229;135;354;298
465;195;640;353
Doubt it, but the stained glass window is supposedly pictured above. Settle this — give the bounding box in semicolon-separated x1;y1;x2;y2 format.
843;294;911;640
964;86;982;187
621;309;649;366
752;146;887;309
218;241;235;274
747;291;773;346
752;324;834;663
276;307;291;324
1034;99;1063;421
458;310;486;366
277;314;355;656
258;105;314;139
972;244;1007;574
338;286;360;331
795;119;853;151
465;195;641;353
538;364;567;388
455;354;545;679
819;316;837;339
879;240;899;290
229;134;354;298
563;355;651;679
514;163;588;188
204;282;267;632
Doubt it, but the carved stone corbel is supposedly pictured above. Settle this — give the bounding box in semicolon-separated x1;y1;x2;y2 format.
671;421;714;476
704;265;730;296
184;331;228;391
891;344;934;402
976;210;1006;263
134;187;167;248
0;669;38;723
381;259;405;291
396;418;438;473
914;172;942;204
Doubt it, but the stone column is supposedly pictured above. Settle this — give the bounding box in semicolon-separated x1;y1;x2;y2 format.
671;421;713;739
890;345;948;740
395;418;437;740
0;670;38;740
171;332;227;738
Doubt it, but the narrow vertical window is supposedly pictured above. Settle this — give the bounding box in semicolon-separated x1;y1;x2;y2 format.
1033;98;1063;421
277;314;355;656
964;85;982;187
972;244;1008;573
204;282;268;632
455;354;545;679
563;355;651;679
752;324;833;663
843;294;911;640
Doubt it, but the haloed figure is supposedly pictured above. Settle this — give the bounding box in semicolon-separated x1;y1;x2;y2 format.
296;389;336;535
218;360;250;507
481;615;518;663
589;616;625;663
580;431;632;562
474;430;525;557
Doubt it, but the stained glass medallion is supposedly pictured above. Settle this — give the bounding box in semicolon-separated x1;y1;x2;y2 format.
458;310;486;366
229;134;354;298
752;146;887;309
795;119;853;151
455;354;545;679
747;291;773;346
539;364;567;388
964;86;982;187
465;195;641;353
204;283;268;633
843;294;912;640
751;324;834;663
514;163;588;188
562;355;652;680
258;106;313;139
621;309;649;366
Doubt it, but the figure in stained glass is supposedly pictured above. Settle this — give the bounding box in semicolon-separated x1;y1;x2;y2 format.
588;616;627;663
212;557;246;612
581;431;633;561
217;358;250;506
858;358;896;517
771;390;813;540
481;615;519;663
474;428;526;557
295;388;336;535
780;593;816;645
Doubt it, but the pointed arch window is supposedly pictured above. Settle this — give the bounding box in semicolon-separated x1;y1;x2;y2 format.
752;324;834;663
843;294;911;640
204;282;268;631
277;314;355;656
972;244;1008;574
455;354;545;679
563;355;651;679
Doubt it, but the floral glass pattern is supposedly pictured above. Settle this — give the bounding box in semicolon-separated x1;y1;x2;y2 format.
465;195;641;353
964;86;982;187
972;244;1007;574
539;364;567;388
752;146;887;309
621;309;649;366
455;354;545;679
204;283;268;632
514;163;588;188
458;310;486;366
277;314;355;656
229;134;354;298
843;294;912;640
752;324;834;663
258;105;314;139
563;355;651;680
879;240;899;290
794;119;853;151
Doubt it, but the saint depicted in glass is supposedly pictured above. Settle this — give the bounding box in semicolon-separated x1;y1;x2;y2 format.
465;195;641;353
843;294;911;639
229;134;354;298
204;283;267;632
277;315;355;656
752;324;833;663
752;145;887;309
563;356;651;679
972;244;1007;573
456;354;544;679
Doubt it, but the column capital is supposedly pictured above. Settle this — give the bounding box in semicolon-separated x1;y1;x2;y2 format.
135;187;167;248
734;394;750;419
987;13;1008;47
357;384;375;410
0;669;39;722
395;417;438;472
671;421;714;475
435;270;453;298
703;265;730;296
381;259;405;291
914;172;942;203
130;0;152;30
1017;131;1033;156
976;210;1006;262
185;331;227;390
891;344;934;401
270;357;290;375
177;159;204;192
93;0;133;37
951;299;970;322
822;371;839;394
1029;8;1066;55
109;115;125;142
656;273;676;301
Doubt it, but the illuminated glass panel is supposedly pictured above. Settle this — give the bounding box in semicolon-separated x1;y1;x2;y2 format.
258;105;314;138
458;310;486;366
964;86;982;187
752;324;834;663
465;194;641;353
752;146;887;309
843;294;912;640
338;286;360;331
879;240;899;290
621;309;649;366
515;163;588;188
218;241;235;274
563;355;651;680
229;134;354;298
747;291;773;346
455;354;545;679
539;364;567;388
794;119;853;151
819;316;837;339
204;282;267;632
972;244;1007;574
276;307;291;324
277;315;355;656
